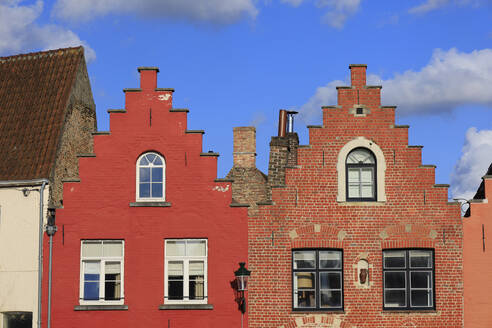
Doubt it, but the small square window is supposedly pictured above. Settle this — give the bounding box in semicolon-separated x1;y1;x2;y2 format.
356;107;364;115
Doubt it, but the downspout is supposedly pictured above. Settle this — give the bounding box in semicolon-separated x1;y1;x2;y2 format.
37;180;49;328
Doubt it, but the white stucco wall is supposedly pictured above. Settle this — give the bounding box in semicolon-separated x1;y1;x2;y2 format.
0;183;49;328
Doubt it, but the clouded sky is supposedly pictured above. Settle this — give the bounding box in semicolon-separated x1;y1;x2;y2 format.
1;0;492;201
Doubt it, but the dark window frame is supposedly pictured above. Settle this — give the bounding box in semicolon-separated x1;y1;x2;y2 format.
345;147;377;202
292;248;344;311
382;249;436;311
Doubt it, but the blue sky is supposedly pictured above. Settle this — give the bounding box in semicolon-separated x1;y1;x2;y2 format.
1;0;492;200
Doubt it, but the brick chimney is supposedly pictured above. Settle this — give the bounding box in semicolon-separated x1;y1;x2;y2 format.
233;127;257;168
349;64;367;87
138;67;159;90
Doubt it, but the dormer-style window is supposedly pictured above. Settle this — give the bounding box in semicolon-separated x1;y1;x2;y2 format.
137;152;165;201
346;148;376;201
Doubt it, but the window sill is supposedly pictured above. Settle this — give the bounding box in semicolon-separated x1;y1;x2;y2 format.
159;304;214;310
337;201;385;206
129;201;171;207
74;305;128;311
292;310;344;314
382;309;437;314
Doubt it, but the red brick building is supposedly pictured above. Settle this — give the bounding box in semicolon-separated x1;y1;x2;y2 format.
42;67;249;327
463;164;492;328
236;65;463;327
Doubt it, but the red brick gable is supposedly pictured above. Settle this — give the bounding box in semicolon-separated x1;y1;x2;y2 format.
0;47;84;180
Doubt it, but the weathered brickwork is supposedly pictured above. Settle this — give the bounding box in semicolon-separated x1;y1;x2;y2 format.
247;65;463;327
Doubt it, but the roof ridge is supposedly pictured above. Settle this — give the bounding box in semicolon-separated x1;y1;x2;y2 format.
0;46;83;62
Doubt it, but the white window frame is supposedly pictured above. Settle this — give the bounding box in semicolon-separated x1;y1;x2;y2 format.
136;152;166;202
164;239;208;305
79;240;125;305
336;137;386;202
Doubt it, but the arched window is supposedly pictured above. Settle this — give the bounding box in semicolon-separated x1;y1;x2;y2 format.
137;152;165;201
346;148;376;201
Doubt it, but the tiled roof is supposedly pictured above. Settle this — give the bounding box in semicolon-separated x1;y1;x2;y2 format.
0;47;84;180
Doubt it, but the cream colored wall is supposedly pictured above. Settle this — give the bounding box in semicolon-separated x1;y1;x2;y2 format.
0;185;49;328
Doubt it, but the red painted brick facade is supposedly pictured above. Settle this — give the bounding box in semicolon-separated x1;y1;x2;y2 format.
463;169;492;327
246;65;463;327
42;67;248;328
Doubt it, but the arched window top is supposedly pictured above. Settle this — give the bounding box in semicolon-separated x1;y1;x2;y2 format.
336;138;386;203
346;148;375;164
137;152;165;201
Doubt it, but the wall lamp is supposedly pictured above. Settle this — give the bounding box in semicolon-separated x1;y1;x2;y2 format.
234;262;251;328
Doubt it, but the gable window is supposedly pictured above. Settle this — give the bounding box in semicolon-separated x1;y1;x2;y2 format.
292;249;343;310
80;240;124;304
164;239;207;304
137;152;165;201
346;148;376;201
383;249;434;310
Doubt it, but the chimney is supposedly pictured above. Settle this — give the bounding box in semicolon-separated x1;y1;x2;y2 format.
233;127;256;168
278;110;287;137
286;111;298;133
349;64;367;88
138;67;159;90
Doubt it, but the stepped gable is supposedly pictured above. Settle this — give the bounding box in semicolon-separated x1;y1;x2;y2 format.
247;64;462;328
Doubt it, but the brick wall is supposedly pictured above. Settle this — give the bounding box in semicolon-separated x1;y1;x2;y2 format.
247;65;463;327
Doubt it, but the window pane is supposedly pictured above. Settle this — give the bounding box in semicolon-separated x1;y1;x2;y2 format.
5;312;32;328
294;272;315;290
151;167;163;182
139;183;150;198
384;251;406;268
187;240;206;256
411;290;432;307
320;290;342;308
103;241;122;257
320;272;341;290
139;168;150;182
384;271;405;288
361;184;374;198
153;156;163;165
82;241;102;257
104;262;121;301
139;157;149;165
151;183;163;198
167;261;183;276
189;261;205;300
347;169;360;183
411;271;431;289
360;168;373;183
295;290;315;308
83;261;100;300
167;241;186;256
293;251;315;269
384;290;406;307
410;250;432;268
348;184;360;198
168;281;184;300
146;153;156;163
319;251;341;269
347;149;375;164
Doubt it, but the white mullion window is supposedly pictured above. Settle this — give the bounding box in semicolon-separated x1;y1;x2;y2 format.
80;240;124;305
164;239;207;304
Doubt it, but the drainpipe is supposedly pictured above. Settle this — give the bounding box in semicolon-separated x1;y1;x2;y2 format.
37;180;48;328
45;210;57;328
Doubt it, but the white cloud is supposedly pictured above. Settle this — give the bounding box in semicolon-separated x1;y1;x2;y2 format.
451;127;492;200
409;0;449;14
52;0;258;24
0;0;95;61
298;48;492;124
316;0;361;28
280;0;305;6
